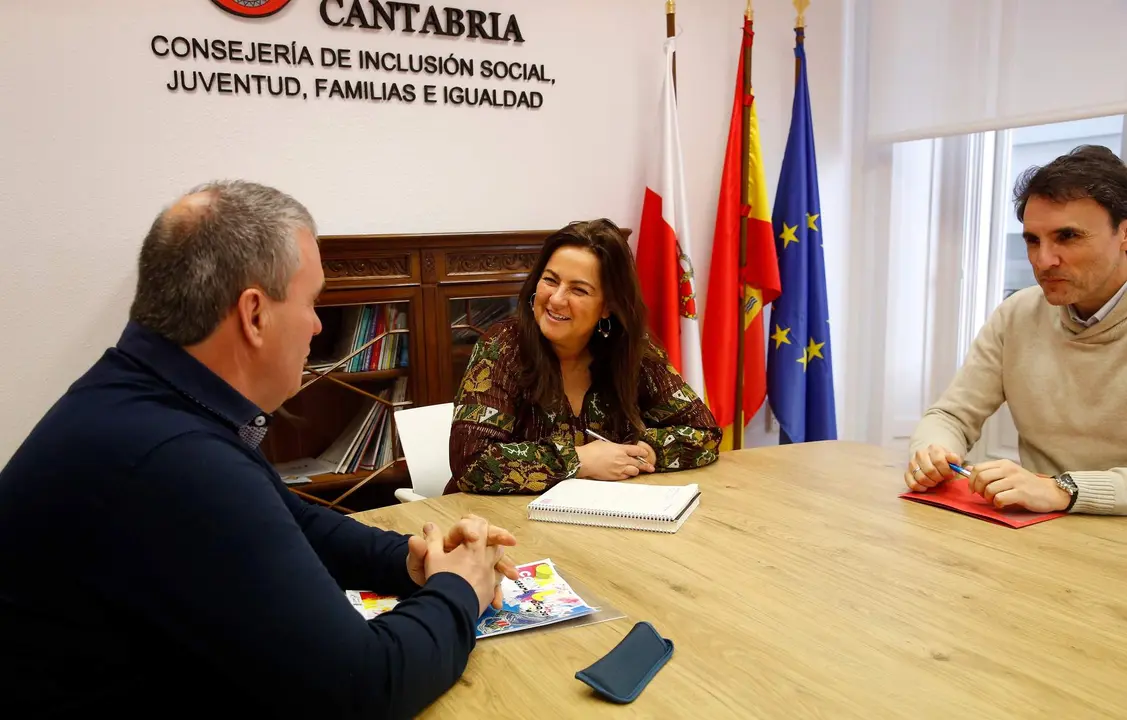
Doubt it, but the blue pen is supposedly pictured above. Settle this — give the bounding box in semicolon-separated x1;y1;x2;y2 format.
948;462;972;478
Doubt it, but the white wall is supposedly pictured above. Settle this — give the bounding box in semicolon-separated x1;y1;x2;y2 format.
0;0;856;462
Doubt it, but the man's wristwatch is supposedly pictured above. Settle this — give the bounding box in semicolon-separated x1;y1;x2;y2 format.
1055;472;1079;511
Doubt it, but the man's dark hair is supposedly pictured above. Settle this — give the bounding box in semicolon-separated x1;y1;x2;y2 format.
1013;144;1127;228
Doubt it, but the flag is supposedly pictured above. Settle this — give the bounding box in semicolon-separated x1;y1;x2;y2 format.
636;37;705;399
701;17;780;449
766;28;837;444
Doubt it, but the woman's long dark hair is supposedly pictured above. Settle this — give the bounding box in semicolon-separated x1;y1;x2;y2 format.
516;218;655;439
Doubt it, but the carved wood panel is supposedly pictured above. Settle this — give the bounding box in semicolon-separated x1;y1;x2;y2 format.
422;251;437;283
323;255;412;281
445;251;539;277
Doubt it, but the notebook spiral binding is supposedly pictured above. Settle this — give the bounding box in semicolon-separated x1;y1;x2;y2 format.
527;513;682;533
529;504;677;522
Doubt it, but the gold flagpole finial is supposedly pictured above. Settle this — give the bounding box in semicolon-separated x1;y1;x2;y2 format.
793;0;809;27
746;0;753;21
666;0;675;14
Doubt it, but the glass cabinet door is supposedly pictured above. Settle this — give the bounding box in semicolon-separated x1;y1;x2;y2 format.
448;295;519;393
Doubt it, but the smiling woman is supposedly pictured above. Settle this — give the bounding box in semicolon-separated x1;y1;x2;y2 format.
446;219;721;495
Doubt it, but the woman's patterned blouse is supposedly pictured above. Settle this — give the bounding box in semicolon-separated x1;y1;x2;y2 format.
446;319;722;494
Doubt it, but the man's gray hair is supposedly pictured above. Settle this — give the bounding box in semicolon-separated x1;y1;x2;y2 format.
129;180;317;346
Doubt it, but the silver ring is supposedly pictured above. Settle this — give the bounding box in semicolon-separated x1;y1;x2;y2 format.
911;465;922;474
636;456;645;466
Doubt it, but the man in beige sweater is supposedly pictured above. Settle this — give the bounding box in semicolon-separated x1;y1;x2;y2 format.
907;145;1127;515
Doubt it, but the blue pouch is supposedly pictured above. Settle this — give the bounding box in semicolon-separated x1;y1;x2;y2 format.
575;622;673;703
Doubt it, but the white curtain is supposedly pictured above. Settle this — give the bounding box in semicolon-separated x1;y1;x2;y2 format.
867;0;1127;143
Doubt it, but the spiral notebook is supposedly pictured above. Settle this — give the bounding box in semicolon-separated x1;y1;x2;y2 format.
527;479;701;533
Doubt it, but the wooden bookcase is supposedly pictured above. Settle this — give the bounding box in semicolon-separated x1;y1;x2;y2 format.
259;230;551;512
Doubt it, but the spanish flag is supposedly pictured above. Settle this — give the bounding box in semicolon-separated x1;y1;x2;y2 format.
701;17;780;449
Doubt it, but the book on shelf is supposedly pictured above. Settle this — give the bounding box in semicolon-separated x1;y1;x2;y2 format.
317;376;409;474
273;457;337;485
308;303;409;374
273;376;409;481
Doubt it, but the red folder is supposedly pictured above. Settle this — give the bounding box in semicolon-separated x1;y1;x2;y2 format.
900;478;1066;528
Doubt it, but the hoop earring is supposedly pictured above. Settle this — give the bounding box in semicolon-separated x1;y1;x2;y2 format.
597;317;611;338
528;295;535;310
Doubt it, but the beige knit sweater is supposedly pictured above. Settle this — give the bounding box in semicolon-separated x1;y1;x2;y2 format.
910;285;1127;515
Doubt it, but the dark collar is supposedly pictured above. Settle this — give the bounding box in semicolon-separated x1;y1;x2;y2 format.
114;321;266;432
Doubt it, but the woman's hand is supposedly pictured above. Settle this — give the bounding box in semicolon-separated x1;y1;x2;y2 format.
576;440;656;480
635;440;657;467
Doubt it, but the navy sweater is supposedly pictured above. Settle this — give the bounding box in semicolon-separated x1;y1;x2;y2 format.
0;322;479;718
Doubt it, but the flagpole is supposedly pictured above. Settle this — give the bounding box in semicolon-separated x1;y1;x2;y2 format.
732;0;753;450
794;0;808;81
666;0;676;95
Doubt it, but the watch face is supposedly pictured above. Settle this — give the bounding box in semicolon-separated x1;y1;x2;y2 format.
211;0;293;18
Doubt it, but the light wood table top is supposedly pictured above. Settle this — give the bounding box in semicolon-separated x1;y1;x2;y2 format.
350;441;1127;718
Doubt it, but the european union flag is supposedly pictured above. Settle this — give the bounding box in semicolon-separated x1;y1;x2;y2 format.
766;28;836;444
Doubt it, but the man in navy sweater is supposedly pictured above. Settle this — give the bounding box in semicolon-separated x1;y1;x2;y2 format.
0;181;516;718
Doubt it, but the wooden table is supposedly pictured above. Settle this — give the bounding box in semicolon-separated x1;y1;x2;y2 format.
350;441;1127;718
